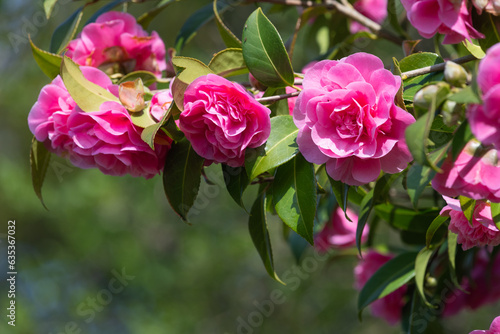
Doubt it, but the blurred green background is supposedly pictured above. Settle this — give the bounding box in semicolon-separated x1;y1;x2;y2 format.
0;1;498;333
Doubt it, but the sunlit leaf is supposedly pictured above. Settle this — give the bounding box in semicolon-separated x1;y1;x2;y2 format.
171;56;213;110
43;0;59;19
491;202;500;230
462;40;485;59
30;38;62;79
459;196;476;225
415;247;435;307
208;48;248;77
399;53;444;101
425;215;448;248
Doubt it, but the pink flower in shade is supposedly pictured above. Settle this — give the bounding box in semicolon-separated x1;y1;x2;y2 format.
293;53;415;186
315;207;368;251
468;43;500;147
470;317;500;334
354;251;406;325
350;0;388;34
28;66;170;178
179;74;271;167
401;0;484;44
432;140;500;202
440;196;500;250
150;89;173;122
66;12;166;77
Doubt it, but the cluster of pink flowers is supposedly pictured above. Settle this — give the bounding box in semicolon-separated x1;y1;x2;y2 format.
401;0;484;44
293;53;415;185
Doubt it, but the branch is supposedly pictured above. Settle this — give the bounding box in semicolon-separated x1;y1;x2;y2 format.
400;54;478;79
257;90;300;103
246;0;404;45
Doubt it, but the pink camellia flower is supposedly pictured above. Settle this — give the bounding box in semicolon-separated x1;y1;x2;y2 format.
350;0;388;34
354;251;406;325
440;196;500;250
293;53;415;186
28;66;169;178
468;43;500;147
66;12;166;77
470;317;500;334
401;0;484;44
315;207;368;251
150;89;173;122
432;140;500;202
179;74;271;167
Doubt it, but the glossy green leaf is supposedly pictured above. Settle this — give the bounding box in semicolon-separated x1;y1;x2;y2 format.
462;40;485;59
163;140;205;221
60;57;120;112
208;48;248;77
329;178;351;221
447;86;481;104
137;0;177;29
43;0;58;19
222;164;248;208
30;38;62;79
425;215;448;248
50;6;84;54
141;100;176;149
478;14;500;52
358;252;417;317
118;71;158;87
213;0;242;48
375;204;441;233
356;188;374;253
399;53;444;101
273;154;317;245
248;192;284;283
415;247;435;306
171;56;213;110
448;231;458;280
451;120;473;161
242;8;294;88
30;138;51;210
459;196;476;225
245;115;299;181
491;202;500;230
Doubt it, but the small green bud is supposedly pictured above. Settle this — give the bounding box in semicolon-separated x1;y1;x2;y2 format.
444;61;468;87
441;100;462;127
414;82;450;110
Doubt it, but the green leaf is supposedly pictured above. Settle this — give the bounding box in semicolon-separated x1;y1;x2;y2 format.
491;202;500;230
245;115;299;181
425;215;448;248
451;120;473;161
242;8;294;88
43;0;59;19
141;101;176;149
392;57;407;112
208;48;248;77
399;52;444;101
462;40;486;59
266;87;289;117
387;0;409;39
248;192;284;284
30;138;51;210
273;154;317;245
459;196;476;225
447;86;481;104
478;14;500;52
213;0;242;48
30;38;62;79
448;231;458;282
50;6;84;54
171;56;213;110
118;71;158;87
329;178;351;221
137;0;177;29
415;247;435;307
374;204;441;233
85;0;127;24
162;140;205;221
60;57;120;112
406;145;448;208
358;251;417;318
356;188;374;253
222;164;248;208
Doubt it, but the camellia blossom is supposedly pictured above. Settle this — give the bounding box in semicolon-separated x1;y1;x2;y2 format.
179;74;271;167
28;66;169;178
432;140;500;202
468;43;500;147
401;0;484;44
354;251;406;325
440;196;500;250
315;206;368;251
293;53;415;186
350;0;388;34
470;317;500;334
66;11;166;77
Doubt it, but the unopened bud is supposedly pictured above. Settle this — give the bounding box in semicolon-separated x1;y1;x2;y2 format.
414;82;450;109
472;0;489;11
441;100;461;127
444;61;468;87
119;78;146;112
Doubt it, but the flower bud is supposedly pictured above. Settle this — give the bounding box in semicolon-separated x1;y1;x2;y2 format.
444;61;468;87
441;100;461;127
414;82;450;109
473;0;489;11
119;78;146;112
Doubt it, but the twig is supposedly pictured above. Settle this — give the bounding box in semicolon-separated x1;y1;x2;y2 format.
246;0;404;45
401;54;477;79
257;90;300;103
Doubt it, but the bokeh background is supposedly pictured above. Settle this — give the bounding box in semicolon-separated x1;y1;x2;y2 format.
0;0;498;333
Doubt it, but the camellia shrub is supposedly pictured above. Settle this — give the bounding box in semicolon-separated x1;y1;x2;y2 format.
28;0;500;332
